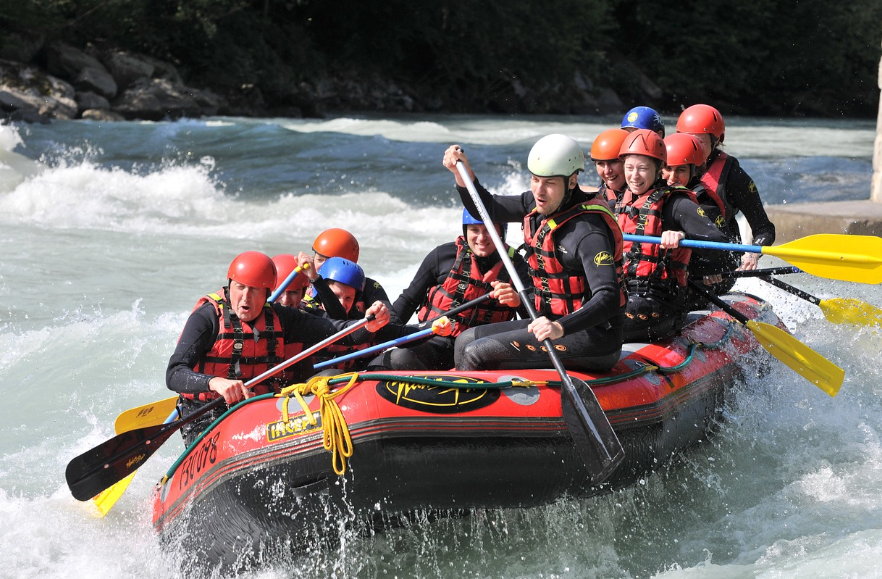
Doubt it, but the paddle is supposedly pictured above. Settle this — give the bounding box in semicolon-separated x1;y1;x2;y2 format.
623;233;882;284
113;396;179;434
455;161;624;484
313;293;492;370
686;279;844;396
91;408;180;515
722;270;882;328
269;262;310;303
66;316;374;502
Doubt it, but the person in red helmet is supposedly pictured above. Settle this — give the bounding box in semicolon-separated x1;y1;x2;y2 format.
676;104;775;272
616;130;729;342
299;228;400;324
662;133;740;293
271;254;310;308
166;251;390;445
585;128;630;209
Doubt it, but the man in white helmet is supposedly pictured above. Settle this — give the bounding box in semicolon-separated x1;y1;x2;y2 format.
441;135;626;372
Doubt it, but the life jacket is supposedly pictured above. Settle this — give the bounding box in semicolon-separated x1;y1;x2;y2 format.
697;151;737;232
416;237;517;336
616;186;695;292
598;181;624;210
523;198;626;317
182;289;285;402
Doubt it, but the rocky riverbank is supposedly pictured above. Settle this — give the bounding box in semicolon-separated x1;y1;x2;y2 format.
0;37;636;123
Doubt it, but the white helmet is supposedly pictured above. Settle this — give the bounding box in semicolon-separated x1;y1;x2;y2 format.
527;134;585;177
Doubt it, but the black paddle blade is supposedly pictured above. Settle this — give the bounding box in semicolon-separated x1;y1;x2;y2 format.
65;422;175;501
561;377;624;485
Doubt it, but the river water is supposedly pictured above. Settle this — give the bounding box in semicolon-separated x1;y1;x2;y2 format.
0;114;880;578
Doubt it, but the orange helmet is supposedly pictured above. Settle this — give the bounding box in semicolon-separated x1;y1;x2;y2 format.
227;251;277;289
676;104;725;142
271;254;309;292
312;228;360;262
663;133;708;167
619;129;667;164
590;128;630;162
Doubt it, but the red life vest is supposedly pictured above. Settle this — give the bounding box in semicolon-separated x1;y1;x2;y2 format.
598;181;623;210
182;289;285;402
697;151;735;229
523;198;626;317
416;236;517;337
617;186;695;291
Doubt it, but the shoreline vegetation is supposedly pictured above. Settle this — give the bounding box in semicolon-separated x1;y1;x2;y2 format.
1;0;880;123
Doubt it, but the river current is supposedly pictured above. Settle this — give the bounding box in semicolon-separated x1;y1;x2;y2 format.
0;114;879;578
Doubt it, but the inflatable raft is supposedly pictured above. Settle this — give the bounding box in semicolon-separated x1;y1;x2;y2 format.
151;293;778;571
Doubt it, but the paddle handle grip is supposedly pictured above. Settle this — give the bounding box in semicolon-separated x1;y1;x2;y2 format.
624;234;762;254
313;327;434;370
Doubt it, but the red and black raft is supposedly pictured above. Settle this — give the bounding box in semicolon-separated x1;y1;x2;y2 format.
151;293;777;569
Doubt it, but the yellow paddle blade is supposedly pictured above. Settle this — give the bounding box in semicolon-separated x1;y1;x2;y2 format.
114;396;178;434
764;234;882;284
91;472;134;517
820;298;882;327
746;320;844;397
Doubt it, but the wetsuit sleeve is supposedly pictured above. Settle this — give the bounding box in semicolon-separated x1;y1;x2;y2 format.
726;162;776;246
456;179;533;223
362;278;401;325
166;303;220;395
392;244;455;323
311;277;349;320
273;304;374;346
555;216;622;335
664;193;731;259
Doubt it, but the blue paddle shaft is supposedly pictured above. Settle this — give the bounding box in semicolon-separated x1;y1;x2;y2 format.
623;234;761;254
312;327;434;370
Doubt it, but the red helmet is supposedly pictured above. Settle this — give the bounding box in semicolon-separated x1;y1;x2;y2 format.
676;104;725;142
663;133;708;167
312;228;360;262
590;128;630;161
271;254;309;292
227;251;277;289
619;129;667;164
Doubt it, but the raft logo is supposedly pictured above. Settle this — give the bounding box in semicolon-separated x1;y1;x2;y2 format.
267;411;322;443
376;376;500;414
594;251;613;266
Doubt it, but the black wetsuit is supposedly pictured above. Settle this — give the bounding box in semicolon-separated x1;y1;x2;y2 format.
688;150;776;299
167;295;375;445
454;180;624;372
368;241;530;371
619;188;729;343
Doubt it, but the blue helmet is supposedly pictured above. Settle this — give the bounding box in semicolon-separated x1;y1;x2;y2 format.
318;257;365;292
622;106;665;136
462;208;507;237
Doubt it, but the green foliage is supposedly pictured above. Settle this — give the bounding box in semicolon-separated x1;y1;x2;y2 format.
0;0;878;116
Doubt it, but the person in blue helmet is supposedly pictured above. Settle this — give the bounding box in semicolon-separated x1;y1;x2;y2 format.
622;106;665;138
369;209;530;371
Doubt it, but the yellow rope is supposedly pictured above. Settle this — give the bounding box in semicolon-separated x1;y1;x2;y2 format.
277;372;361;475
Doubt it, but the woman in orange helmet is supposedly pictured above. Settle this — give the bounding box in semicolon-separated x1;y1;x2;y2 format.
616;130;729;342
676;104;775;272
586;128;630;209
